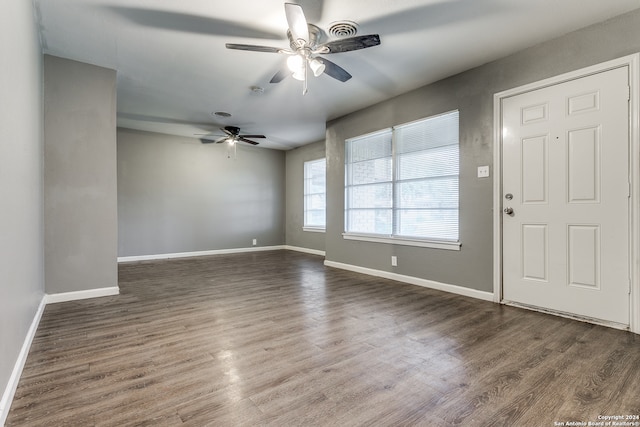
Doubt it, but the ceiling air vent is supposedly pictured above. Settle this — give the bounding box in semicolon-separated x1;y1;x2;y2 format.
328;21;358;38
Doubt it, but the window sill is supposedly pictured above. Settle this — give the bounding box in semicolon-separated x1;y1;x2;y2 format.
303;227;326;233
342;233;461;251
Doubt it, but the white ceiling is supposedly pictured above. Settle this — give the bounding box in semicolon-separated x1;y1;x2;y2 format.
34;0;640;149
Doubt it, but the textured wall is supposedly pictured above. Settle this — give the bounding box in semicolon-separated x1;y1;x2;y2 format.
325;8;640;293
0;0;44;421
44;55;118;294
285;140;326;252
117;129;286;257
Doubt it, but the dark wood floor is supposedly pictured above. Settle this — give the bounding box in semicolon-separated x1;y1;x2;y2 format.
7;250;640;426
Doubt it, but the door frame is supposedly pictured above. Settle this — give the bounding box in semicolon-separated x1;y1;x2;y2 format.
492;54;640;334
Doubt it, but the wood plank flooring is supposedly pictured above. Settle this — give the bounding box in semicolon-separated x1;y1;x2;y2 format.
7;250;640;426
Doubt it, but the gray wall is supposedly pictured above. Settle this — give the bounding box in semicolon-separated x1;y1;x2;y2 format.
285;140;326;252
44;55;118;294
0;0;44;419
325;8;640;293
118;129;286;257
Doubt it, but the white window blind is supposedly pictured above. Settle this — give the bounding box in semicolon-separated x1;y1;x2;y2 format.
345;111;459;243
344;129;393;235
304;158;326;229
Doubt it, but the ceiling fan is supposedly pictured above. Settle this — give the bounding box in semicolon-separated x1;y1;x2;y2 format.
225;3;381;94
199;126;265;145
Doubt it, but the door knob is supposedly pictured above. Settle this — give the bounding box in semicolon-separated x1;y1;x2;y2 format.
504;207;514;215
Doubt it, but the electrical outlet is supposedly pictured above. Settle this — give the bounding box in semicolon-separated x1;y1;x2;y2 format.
252;239;257;246
477;165;490;178
391;256;398;267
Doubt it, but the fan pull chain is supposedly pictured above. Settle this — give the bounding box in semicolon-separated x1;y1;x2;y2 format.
226;141;237;160
303;61;308;95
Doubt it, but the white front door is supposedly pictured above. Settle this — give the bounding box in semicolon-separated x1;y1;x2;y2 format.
502;66;630;326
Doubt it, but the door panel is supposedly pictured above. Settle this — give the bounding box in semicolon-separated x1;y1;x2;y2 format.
521;135;548;203
521;224;548;281
567;224;600;289
502;66;630;326
567;126;600;203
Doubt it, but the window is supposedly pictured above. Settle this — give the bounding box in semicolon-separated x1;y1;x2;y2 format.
304;158;326;231
344;111;459;249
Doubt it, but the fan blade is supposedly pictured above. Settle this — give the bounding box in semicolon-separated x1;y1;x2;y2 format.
201;137;227;144
239;137;260;146
285;3;309;44
318;58;352;82
225;43;282;53
240;134;266;139
270;67;291;84
318;34;381;54
291;0;324;23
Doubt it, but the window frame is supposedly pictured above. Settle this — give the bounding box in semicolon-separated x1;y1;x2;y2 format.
343;111;461;251
303;157;327;232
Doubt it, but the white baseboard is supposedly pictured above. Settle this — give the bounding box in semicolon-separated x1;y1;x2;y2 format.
0;297;46;426
117;245;287;263
45;286;120;304
284;245;326;256
324;260;495;302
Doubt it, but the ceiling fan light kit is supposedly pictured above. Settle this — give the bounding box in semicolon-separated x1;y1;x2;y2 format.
225;2;381;95
309;58;325;77
292;68;306;82
287;54;305;74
